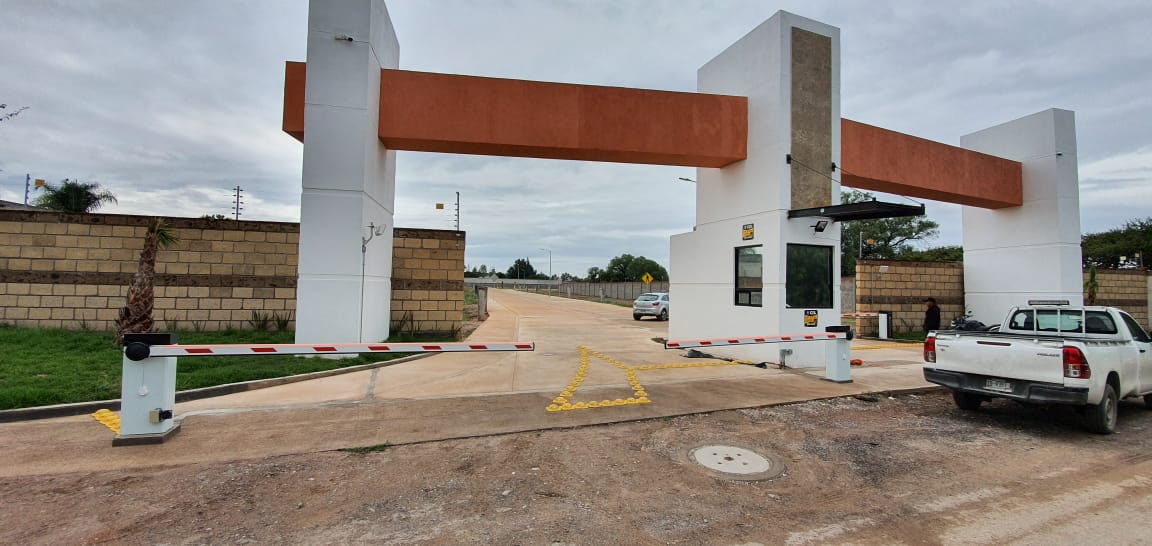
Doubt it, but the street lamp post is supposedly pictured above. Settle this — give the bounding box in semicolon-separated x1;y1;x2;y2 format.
540;247;552;296
360;221;385;342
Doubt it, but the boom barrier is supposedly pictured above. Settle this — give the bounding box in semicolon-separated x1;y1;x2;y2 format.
663;326;853;383
115;333;534;446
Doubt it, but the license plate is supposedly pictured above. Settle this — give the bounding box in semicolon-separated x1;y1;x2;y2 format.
985;379;1013;393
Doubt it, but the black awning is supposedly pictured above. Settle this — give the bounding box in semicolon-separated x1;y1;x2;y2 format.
787;200;925;221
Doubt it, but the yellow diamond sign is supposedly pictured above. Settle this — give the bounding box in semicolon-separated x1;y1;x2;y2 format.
641;272;653;284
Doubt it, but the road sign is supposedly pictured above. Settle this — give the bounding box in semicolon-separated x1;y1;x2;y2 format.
641;272;654;284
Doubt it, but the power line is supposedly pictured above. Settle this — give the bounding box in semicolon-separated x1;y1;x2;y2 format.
787;154;925;207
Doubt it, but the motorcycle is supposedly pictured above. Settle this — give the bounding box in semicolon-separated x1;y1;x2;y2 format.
950;311;995;331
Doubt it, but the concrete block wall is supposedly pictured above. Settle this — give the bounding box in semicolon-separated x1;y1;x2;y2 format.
1087;269;1148;326
389;228;465;336
855;260;1151;335
0;211;299;331
854;260;965;335
0;211;465;335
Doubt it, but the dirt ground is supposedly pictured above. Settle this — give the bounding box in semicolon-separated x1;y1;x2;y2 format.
4;391;1152;545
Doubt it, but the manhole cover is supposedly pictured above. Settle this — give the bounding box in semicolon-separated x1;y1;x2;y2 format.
688;445;785;480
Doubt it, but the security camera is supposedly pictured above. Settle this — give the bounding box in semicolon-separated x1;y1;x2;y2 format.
334;33;354;42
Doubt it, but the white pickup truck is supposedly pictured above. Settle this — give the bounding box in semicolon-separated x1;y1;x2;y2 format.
923;302;1152;434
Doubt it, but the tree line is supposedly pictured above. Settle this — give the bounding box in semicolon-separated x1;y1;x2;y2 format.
466;253;669;283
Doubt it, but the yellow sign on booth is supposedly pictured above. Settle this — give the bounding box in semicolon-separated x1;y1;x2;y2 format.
804;309;819;327
641;272;654;285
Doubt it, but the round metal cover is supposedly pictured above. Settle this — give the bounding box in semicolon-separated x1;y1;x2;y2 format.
690;445;779;477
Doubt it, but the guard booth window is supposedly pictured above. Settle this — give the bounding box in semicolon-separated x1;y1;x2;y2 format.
786;244;832;308
735;246;763;306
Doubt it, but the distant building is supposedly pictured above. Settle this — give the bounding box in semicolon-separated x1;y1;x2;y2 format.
0;199;44;211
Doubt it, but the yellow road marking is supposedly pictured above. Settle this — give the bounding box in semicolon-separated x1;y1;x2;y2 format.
91;409;120;434
545;346;748;412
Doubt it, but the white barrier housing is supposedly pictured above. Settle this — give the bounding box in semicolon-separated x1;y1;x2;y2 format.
664;329;852;383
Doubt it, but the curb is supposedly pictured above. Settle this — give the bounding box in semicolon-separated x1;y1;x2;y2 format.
0;353;434;423
331;386;951;453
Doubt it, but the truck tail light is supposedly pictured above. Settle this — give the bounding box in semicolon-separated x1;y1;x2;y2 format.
924;336;936;363
1063;346;1091;379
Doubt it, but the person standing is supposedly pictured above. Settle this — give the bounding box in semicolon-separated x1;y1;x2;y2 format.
923;297;941;333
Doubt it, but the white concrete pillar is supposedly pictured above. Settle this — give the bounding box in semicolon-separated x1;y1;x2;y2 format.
669;12;841;365
961;109;1083;324
296;0;398;344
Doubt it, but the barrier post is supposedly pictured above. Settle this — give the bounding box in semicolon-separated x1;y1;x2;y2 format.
823;325;853;383
116;333;181;446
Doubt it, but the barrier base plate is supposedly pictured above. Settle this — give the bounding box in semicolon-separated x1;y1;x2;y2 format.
112;423;182;446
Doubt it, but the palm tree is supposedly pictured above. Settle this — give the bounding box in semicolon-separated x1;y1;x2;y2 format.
33;179;117;213
115;218;179;345
1085;264;1099;306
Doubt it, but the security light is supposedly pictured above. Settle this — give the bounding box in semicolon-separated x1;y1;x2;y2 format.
812;220;830;233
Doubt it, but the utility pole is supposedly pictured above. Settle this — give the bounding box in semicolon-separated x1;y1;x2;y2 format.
232;186;244;220
540;248;552;296
454;191;460;231
24;174;30;206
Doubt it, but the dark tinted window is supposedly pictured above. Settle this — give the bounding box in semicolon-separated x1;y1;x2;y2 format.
786;244;833;309
1084;311;1119;334
1009;310;1034;330
735;246;763;307
1120;313;1150;342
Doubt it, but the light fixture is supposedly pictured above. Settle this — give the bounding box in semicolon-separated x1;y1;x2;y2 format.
678;177;696;183
811;220;830;233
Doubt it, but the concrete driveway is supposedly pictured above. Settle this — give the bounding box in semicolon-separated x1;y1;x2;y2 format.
176;289;926;413
0;289;932;476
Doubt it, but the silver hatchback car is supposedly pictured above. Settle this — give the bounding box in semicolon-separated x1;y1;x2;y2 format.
633;292;669;321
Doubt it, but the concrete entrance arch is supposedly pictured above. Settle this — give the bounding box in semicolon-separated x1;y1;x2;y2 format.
284;1;1081;363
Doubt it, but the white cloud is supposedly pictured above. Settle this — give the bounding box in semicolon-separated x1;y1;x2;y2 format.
2;0;1150;275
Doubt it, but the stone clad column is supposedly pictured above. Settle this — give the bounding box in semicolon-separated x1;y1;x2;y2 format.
296;0;398;344
960;109;1083;323
669;11;841;365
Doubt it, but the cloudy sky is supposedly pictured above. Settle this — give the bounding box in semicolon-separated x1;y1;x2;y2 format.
2;1;1150;277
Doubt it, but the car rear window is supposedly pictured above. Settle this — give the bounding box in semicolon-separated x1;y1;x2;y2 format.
1031;310;1118;334
637;295;659;301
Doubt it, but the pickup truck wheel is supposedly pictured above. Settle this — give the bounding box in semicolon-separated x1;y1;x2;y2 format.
952;391;983;411
1084;384;1118;435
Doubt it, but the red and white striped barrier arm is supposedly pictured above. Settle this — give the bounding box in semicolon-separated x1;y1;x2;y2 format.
146;341;535;357
664;333;846;350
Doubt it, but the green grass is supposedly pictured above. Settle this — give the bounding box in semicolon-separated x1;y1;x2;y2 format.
891;330;928;341
0;325;445;411
464;287;477;306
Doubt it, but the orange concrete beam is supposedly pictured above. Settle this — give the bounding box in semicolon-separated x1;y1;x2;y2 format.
281;64;747;167
377;70;747;167
281;63;1022;208
840;119;1022;209
283;62;305;142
